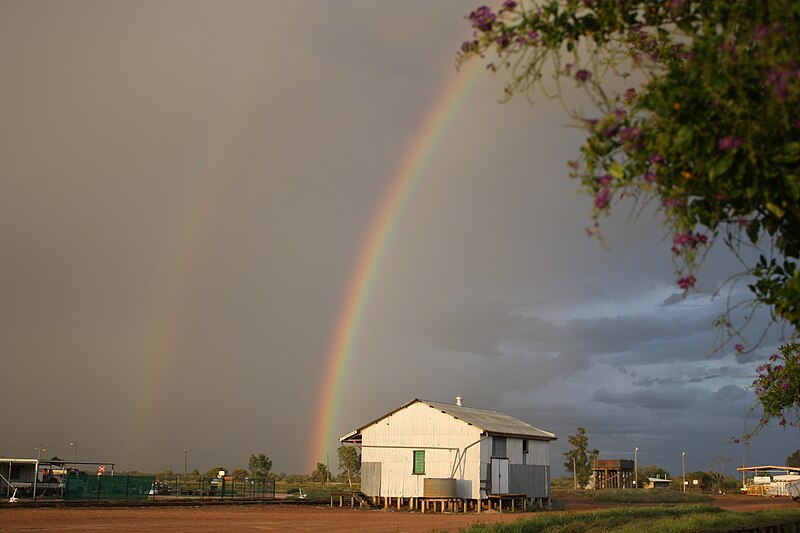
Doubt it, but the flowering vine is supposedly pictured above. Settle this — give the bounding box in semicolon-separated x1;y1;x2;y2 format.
458;0;800;434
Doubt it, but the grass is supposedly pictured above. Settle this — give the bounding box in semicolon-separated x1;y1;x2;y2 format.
457;505;800;533
554;489;712;504
275;481;358;499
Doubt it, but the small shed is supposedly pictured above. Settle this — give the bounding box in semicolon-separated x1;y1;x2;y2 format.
644;477;673;489
340;397;557;508
0;458;38;498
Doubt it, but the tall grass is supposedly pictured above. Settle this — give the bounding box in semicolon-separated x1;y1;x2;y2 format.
457;505;800;533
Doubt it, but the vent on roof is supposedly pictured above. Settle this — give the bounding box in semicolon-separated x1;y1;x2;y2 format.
455;396;463;406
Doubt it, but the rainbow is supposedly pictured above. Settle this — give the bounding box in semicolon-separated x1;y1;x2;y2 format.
309;61;482;471
132;5;303;453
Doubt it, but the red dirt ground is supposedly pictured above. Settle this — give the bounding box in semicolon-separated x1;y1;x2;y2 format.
0;495;796;532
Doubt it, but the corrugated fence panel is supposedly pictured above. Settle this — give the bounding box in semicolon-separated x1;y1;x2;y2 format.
361;462;381;497
509;465;550;498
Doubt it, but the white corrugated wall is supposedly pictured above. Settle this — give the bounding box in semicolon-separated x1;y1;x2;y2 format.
361;401;483;498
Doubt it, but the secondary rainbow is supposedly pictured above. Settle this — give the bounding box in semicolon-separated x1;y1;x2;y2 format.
131;5;303;455
310;61;482;470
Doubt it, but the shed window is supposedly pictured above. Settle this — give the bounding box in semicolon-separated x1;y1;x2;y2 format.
522;440;529;454
492;437;507;458
412;450;425;475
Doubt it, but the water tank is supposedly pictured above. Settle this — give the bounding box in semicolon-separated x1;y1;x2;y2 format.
424;478;458;498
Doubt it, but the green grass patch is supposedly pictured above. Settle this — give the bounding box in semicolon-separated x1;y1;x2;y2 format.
458;505;800;533
553;489;711;504
591;489;712;504
275;481;357;499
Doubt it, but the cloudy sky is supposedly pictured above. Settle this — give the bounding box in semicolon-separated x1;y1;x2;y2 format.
1;0;796;479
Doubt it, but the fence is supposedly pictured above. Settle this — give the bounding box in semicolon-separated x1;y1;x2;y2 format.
64;474;154;501
151;477;276;499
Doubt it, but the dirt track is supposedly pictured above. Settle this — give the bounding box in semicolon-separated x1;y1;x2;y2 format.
0;495;796;532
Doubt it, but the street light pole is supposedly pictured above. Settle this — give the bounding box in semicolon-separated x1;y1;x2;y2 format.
70;442;77;463
184;449;187;479
35;445;45;461
634;447;639;488
682;452;686;492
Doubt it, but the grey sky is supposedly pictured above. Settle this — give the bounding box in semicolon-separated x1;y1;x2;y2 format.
1;1;795;478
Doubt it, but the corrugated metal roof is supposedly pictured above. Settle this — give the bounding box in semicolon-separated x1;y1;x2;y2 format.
340;398;557;442
421;399;557;441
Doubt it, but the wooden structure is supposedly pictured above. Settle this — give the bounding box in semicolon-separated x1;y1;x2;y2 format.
340;397;557;512
591;459;635;489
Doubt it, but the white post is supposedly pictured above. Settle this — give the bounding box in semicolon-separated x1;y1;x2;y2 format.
682;452;686;492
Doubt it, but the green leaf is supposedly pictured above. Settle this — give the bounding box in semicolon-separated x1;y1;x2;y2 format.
608;160;625;179
709;152;734;181
674;126;694;150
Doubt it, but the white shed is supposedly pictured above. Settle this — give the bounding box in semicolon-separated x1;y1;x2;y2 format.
340;398;557;506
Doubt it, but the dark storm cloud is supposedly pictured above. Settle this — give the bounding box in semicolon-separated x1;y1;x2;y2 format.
618;363;753;387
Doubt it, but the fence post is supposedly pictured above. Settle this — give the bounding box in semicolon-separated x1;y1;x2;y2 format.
126;475;130;501
97;475;102;502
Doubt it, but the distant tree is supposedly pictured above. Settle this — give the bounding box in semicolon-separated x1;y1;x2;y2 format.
311;462;330;484
49;456;63;462
232;468;248;480
686;470;713;492
156;469;176;481
203;466;227;479
248;454;273;480
337;446;361;487
562;427;598;488
787;448;800;468
638;465;672;481
190;469;200;479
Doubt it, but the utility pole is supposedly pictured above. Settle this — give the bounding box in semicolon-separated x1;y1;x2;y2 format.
681;452;686;492
35;444;45;461
184;449;187;479
573;456;577;490
634;447;639;488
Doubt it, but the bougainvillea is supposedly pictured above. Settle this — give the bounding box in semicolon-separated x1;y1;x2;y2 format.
458;1;799;434
747;343;800;435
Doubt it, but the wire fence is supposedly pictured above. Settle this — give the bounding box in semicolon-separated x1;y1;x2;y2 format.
58;474;275;501
150;476;276;499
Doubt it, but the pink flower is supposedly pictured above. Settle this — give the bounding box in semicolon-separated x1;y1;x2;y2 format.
597;174;613;185
677;275;696;289
469;6;496;31
718;136;743;150
594;188;611;209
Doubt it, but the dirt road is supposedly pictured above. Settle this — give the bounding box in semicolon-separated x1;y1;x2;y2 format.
0;494;795;532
